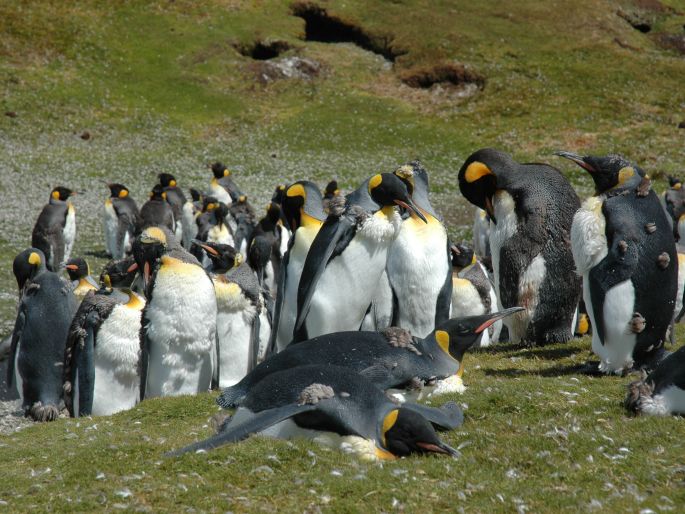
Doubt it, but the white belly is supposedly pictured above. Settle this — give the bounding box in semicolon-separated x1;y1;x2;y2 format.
489;190;518;311
507;253;547;342
571;196;608;275
209;183;232;205
63;206;76;264
642;385;685;416
103;202;119;257
181;202;198;249
208;223;234;247
593;279;636;374
13;337;23;401
675;253;685;318
361;270;393;331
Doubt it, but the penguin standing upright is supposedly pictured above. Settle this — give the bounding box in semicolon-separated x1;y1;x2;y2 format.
228;195;258;256
269;181;326;352
558;151;677;373
133;226;217;398
209;162;242;205
136;185;175;235
250;201;289;294
31;186;77;271
8;248;78;421
158;173;189;243
458;148;582;345
103;183;139;259
65;257;99;302
472;208;491;258
294;173;426;342
386;161;452;337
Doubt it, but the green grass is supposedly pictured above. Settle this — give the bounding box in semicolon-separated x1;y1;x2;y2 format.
2;0;685;510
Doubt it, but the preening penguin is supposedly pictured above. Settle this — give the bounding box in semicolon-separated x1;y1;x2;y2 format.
171;364;461;460
63;288;145;417
133;226;217;399
103;183;139;259
31;186;77;271
218;308;522;409
387;161;452;337
137;185;175;235
458;148;582;345
8;249;78;421
558;151;677;373
625;346;685;416
293;173;423;342
65;257;99;302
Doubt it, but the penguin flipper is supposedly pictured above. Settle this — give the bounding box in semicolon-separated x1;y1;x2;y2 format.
166;404;317;457
401;401;464;431
294;216;356;341
434;242;454;327
7;306;26;389
140;323;151;401
266;243;290;356
73;318;96;417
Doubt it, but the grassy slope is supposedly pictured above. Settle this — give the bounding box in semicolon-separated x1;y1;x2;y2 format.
1;0;685;510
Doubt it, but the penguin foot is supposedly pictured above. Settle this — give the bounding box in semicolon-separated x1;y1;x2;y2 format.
27;402;60;422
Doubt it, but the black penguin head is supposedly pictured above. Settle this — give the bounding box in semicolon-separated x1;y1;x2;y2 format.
430;307;525;364
51;186;75;202
100;256;137;288
211;162;231;179
158;173;177;188
213;202;229;226
248;235;272;281
265;201;283;225
132;226;172;294
450;243;475;269
107;183;130;199
193;240;241;273
13;248;47;291
202;196;220;212
189;188;203;203
271;184;287;205
149;184;167;201
65;258;89;281
323;180;340;199
367;173;427;223
555;151;645;194
668;176;682;189
458;148;514;224
282;181;325;231
382;408;459;458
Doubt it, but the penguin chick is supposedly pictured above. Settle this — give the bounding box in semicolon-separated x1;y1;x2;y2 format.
558;151;676;373
170;364;461;461
137;184;175;235
31;186;77;271
103;183;139;259
625;345;685;416
65;257;99;302
458;148;582;346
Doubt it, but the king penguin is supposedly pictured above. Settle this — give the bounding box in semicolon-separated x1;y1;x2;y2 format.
133;226;217;398
294;173;426;342
31;186;77;271
170;364;461;461
625;345;685;416
63;288;145;417
387;161;452;337
103;183;139;259
209;162;242;206
557;151;677;373
268;181;326;353
137;185;175;235
65;257;99;302
458;148;582;345
8;248;78;421
158;173;189;243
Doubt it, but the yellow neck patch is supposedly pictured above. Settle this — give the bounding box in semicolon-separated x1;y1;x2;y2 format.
674;183;682;190
435;330;450;355
119;190;128;198
464;161;493;183
368;174;383;193
125;291;145;310
223;169;230;177
456;359;465;378
616;167;635;187
381;409;399;447
300;210;323;229
169;179;176;187
28;252;41;266
140;226;167;245
51;191;60;200
374;446;397;460
287;184;305;199
103;274;112;288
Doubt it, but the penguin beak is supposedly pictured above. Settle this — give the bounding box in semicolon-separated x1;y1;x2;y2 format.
143;262;151;289
126;262;138;273
416;440;461;458
394;199;428;224
473;307;525;333
484;195;496;225
192;239;218;256
555;151;595;173
65;264;78;271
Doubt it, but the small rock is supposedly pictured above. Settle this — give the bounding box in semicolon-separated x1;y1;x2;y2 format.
4;111;17;118
80;131;91;140
678;121;685;129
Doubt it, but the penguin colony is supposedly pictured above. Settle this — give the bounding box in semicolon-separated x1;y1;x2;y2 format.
7;150;685;462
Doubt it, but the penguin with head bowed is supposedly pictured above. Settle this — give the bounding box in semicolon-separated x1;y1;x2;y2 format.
557;151;677;373
209;161;243;206
228;194;258;257
472;207;491;259
170;364;461;461
625;345;685;416
219;308;522;409
458;148;582;346
386;161;452;337
249;201;290;295
100;255;139;289
63;287;145;417
65;257;99;302
268;181;326;354
136;184;175;235
31;186;77;271
294;173;425;343
103;183;139;260
132;226;218;398
8;248;78;421
158;173;192;245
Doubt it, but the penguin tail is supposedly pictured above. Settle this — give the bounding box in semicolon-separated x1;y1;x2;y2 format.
216;385;246;409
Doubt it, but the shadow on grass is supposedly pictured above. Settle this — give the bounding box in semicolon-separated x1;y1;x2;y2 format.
83;249;111;259
482;361;603;378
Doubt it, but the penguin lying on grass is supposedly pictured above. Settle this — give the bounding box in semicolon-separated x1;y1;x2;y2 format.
218;308;522;409
625;345;685;416
169;365;462;460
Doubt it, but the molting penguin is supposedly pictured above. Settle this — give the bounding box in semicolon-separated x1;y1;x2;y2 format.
158;173;190;243
170;364;461;461
458;148;582;345
625;345;685;416
387;161;452;337
103;183;139;259
133;226;217;398
31;186;77;271
269;181;326;353
65;257;99;302
137;185;175;235
219;308;522;409
8;249;78;421
63;288;145;416
558;151;677;373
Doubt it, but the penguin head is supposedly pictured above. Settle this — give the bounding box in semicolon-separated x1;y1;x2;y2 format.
248;235;272;274
265;201;283;225
381;408;459;458
668;176;682;189
555;151;645;194
458;148;514;224
13;248;47;291
193;240;241;273
282;181;325;231
271;184;287;205
430;307;525;365
65;258;89;281
367;173;427;223
50;186;75;202
107;183;130;199
100;256;137;288
213;202;230;227
189;188;203;203
132;226;172;293
450;242;475;270
202;196;220;212
211;161;231;179
158;173;177;188
149;184;167;201
323;180;340;199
